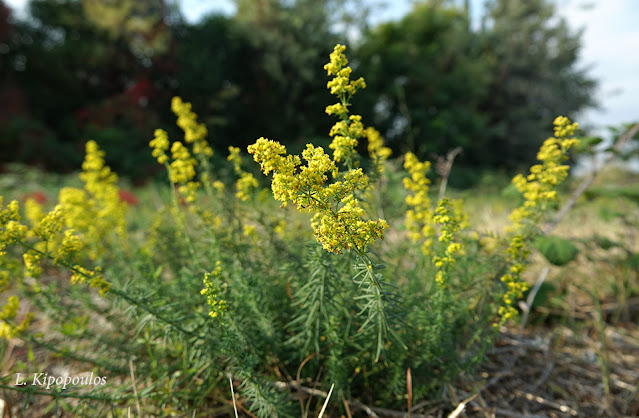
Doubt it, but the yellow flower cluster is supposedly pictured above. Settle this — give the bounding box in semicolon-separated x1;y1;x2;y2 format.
248;138;388;253
236;173;258;202
2;197;103;277
1;195;87;286
228;146;242;173
169;143;195;184
151;97;217;204
366;127;392;174
432;199;465;286
403;153;435;254
1;199;26;248
32;205;63;241
201;261;227;319
150;128;170;164
23;250;43;278
0;296;33;340
510;116;580;228
0;192;108;339
170;141;200;202
24;198;45;227
171;96;213;158
59;140;127;260
228;146;258;202
151;129;200;203
324;44;366;105
499;116;580;321
329;115;364;166
70;265;109;296
324;44;368;168
173;96;216;199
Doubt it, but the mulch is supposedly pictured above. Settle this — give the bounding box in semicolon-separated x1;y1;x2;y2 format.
447;322;639;418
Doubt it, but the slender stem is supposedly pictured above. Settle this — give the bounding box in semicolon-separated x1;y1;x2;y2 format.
16;240;216;345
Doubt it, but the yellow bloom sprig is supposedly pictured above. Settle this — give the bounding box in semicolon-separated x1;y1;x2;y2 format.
228;146;258;202
150;128;170;164
172;96;217;194
325;44;368;169
70;265;109;295
0;296;33;340
366;127;392;175
432;198;465;287
201;261;227;319
169;141;200;203
59;140;127;260
403;152;435;255
499;116;580;321
0;195;110;340
248;138;388;253
171;96;213;159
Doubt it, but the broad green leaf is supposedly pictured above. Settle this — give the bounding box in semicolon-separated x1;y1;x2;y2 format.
533;235;578;266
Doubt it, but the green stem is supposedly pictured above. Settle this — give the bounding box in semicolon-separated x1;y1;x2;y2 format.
16;240;216;345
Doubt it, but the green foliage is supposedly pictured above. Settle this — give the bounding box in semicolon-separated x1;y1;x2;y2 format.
533;234;579;266
574;135;604;154
0;5;605;412
0;111;576;416
587;184;639;204
175;10;335;152
355;3;492;159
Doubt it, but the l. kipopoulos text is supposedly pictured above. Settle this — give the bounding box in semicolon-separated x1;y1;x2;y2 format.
15;372;107;390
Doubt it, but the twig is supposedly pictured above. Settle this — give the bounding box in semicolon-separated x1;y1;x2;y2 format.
448;392;477;418
297;351;319;414
271;381;436;417
527;361;554;393
129;358;142;418
407;368;412;418
436;147;463;201
447;402;465;418
514;390;578;416
229;377;239;418
341;392;353;418
543;122;639;234
1;339;16;375
518;267;550;338
317;383;334;418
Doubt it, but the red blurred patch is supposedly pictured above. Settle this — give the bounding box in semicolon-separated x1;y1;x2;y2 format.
22;191;47;205
118;190;139;206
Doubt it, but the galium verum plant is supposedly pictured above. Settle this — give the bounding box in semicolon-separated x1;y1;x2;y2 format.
0;44;582;417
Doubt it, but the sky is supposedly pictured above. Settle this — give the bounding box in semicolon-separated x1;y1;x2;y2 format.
4;0;639;137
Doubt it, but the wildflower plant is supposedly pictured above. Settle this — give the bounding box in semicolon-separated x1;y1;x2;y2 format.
249;45;400;362
404;152;436;254
497;116;580;321
0;45;583;417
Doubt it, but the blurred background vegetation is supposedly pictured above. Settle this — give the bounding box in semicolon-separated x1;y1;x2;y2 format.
0;0;597;182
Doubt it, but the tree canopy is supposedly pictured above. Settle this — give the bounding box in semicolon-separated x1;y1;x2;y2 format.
0;0;597;180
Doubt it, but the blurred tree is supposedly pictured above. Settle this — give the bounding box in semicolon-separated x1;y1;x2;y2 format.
1;0;181;177
176;0;372;152
355;2;493;164
81;0;175;62
478;0;597;168
0;0;55;170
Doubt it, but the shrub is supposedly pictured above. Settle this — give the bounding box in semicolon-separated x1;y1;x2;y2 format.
0;44;579;416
